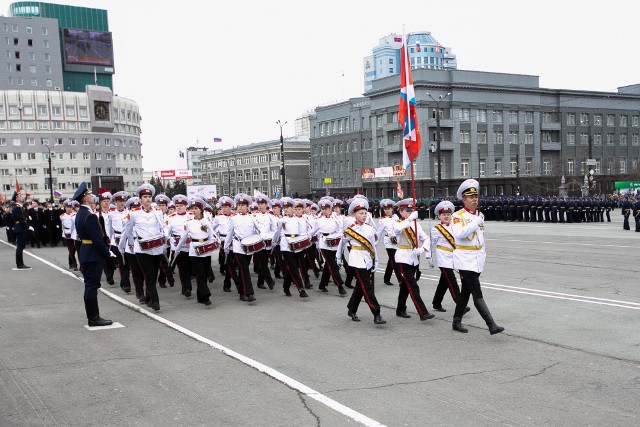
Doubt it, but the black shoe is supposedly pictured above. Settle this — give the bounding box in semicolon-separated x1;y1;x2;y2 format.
374;315;386;325
184;290;192;297
73;266;78;271
139;296;146;304
158;282;167;288
396;312;411;318
17;265;32;270
338;285;347;295
313;270;320;279
239;295;248;302
420;313;435;321
304;283;313;289
464;306;471;314
223;287;231;293
415;270;422;280
275;274;282;279
344;283;355;289
284;288;292;297
107;279;115;285
318;285;328;293
88;316;113;327
208;275;214;284
151;302;160;311
384;281;395;286
489;324;505;335
452;317;468;333
257;283;267;289
348;311;360;322
123;286;131;293
246;294;256;302
433;305;446;312
267;280;275;290
299;290;309;298
204;299;212;306
168;279;175;287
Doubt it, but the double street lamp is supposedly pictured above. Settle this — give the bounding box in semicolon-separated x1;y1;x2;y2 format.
276;120;287;197
426;92;451;196
41;140;54;202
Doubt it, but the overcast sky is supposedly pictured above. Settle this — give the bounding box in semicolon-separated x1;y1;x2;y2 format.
11;0;639;171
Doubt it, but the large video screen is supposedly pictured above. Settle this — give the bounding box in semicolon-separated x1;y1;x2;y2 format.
62;28;114;66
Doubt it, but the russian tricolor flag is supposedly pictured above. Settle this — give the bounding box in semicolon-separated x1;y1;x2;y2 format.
213;137;222;143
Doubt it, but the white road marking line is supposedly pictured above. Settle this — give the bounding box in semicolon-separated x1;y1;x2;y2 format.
1;240;386;427
84;322;125;330
485;238;637;249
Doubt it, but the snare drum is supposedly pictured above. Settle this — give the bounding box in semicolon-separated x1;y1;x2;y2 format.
311;235;318;244
263;231;275;249
241;235;265;255
138;235;165;250
324;233;342;248
194;240;219;256
289;235;311;252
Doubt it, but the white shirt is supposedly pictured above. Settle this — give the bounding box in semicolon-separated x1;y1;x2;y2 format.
376;215;399;249
106;208;128;247
338;221;377;270
392;217;429;266
176;217;217;257
121;206;166;256
165;211;191;252
224;212;259;255
430;223;455;269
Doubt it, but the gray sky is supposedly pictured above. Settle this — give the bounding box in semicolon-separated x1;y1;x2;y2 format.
12;0;639;171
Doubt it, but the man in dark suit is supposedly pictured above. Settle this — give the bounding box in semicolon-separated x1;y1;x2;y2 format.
73;182;113;327
12;191;32;269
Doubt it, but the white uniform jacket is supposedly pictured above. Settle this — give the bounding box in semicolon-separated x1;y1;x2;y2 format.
450;208;486;273
430;223;456;269
336;221;377;270
165;211;191;252
224;213;259;255
106;208;128;247
60;212;76;240
254;211;277;249
392;218;430;266
315;214;343;251
376;214;399;249
273;215;309;253
121;206;166;256
176;217;217;257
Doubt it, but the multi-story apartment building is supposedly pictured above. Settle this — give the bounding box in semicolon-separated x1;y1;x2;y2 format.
0;2;142;201
200;137;310;198
310;69;640;199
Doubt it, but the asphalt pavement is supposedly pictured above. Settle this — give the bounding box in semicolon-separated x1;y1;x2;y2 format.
1;219;639;426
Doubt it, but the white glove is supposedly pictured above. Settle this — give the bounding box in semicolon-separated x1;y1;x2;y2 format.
109;250;117;258
28;226;34;231
374;260;379;271
408;211;419;221
336;257;343;267
416;247;424;256
224;246;230;255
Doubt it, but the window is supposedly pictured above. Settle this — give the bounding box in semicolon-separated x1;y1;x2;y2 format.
461;160;469;177
12;138;20;146
79;106;87;117
580;133;588;145
28;153;36;160
106;153;112;160
477;132;487;144
594;114;602;125
620;157;627;174
543;159;551;175
479;161;486;177
567;159;574;175
524;111;534;123
510;160;517;175
566;113;576;125
594;133;602;145
493;132;503;144
26;27;32;34
459;131;470;144
494;159;502;175
94;153;101;160
95;167;102;175
606;133;614;145
14;153;21;160
493;110;502;123
567;132;575;146
261;170;268;180
620;134;627;146
42;27;48;35
524;132;533;144
44;52;50;61
632;134;639;146
29;64;36;73
52;105;61;116
580;113;589;124
65;105;75;116
509;110;518;123
478;109;487;123
509;132;518;144
620;115;628;127
42;40;49;48
459;108;470;121
632;116;639;127
606;114;615;126
0;138;5;146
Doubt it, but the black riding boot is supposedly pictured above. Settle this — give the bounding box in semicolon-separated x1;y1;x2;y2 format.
474;298;504;335
84;298;113;327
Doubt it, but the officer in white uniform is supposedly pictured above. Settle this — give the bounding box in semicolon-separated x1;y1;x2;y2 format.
392;198;434;321
315;198;346;295
451;179;504;335
253;193;276;290
212;196;238;292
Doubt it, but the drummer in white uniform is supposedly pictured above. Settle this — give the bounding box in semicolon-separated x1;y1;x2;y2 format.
175;197;217;306
212;196;238;292
223;193;260;302
314;198;346;295
60;199;79;271
253;193;276;290
165;194;192;297
376;199;399;286
106;191;131;293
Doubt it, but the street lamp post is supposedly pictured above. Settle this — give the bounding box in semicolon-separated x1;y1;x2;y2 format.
276;120;287;197
426;92;451;196
42;141;54;202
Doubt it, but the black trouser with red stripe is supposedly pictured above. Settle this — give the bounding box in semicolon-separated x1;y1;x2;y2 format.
319;249;344;288
189;256;212;303
135;253;161;305
254;248;274;287
394;262;428;317
347;267;380;316
221;251;239;290
384;248;396;283
233;252;255;296
432;267;461;308
174;251;192;293
126;252;144;297
281;250;304;292
64;238;78;269
110;244;130;290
